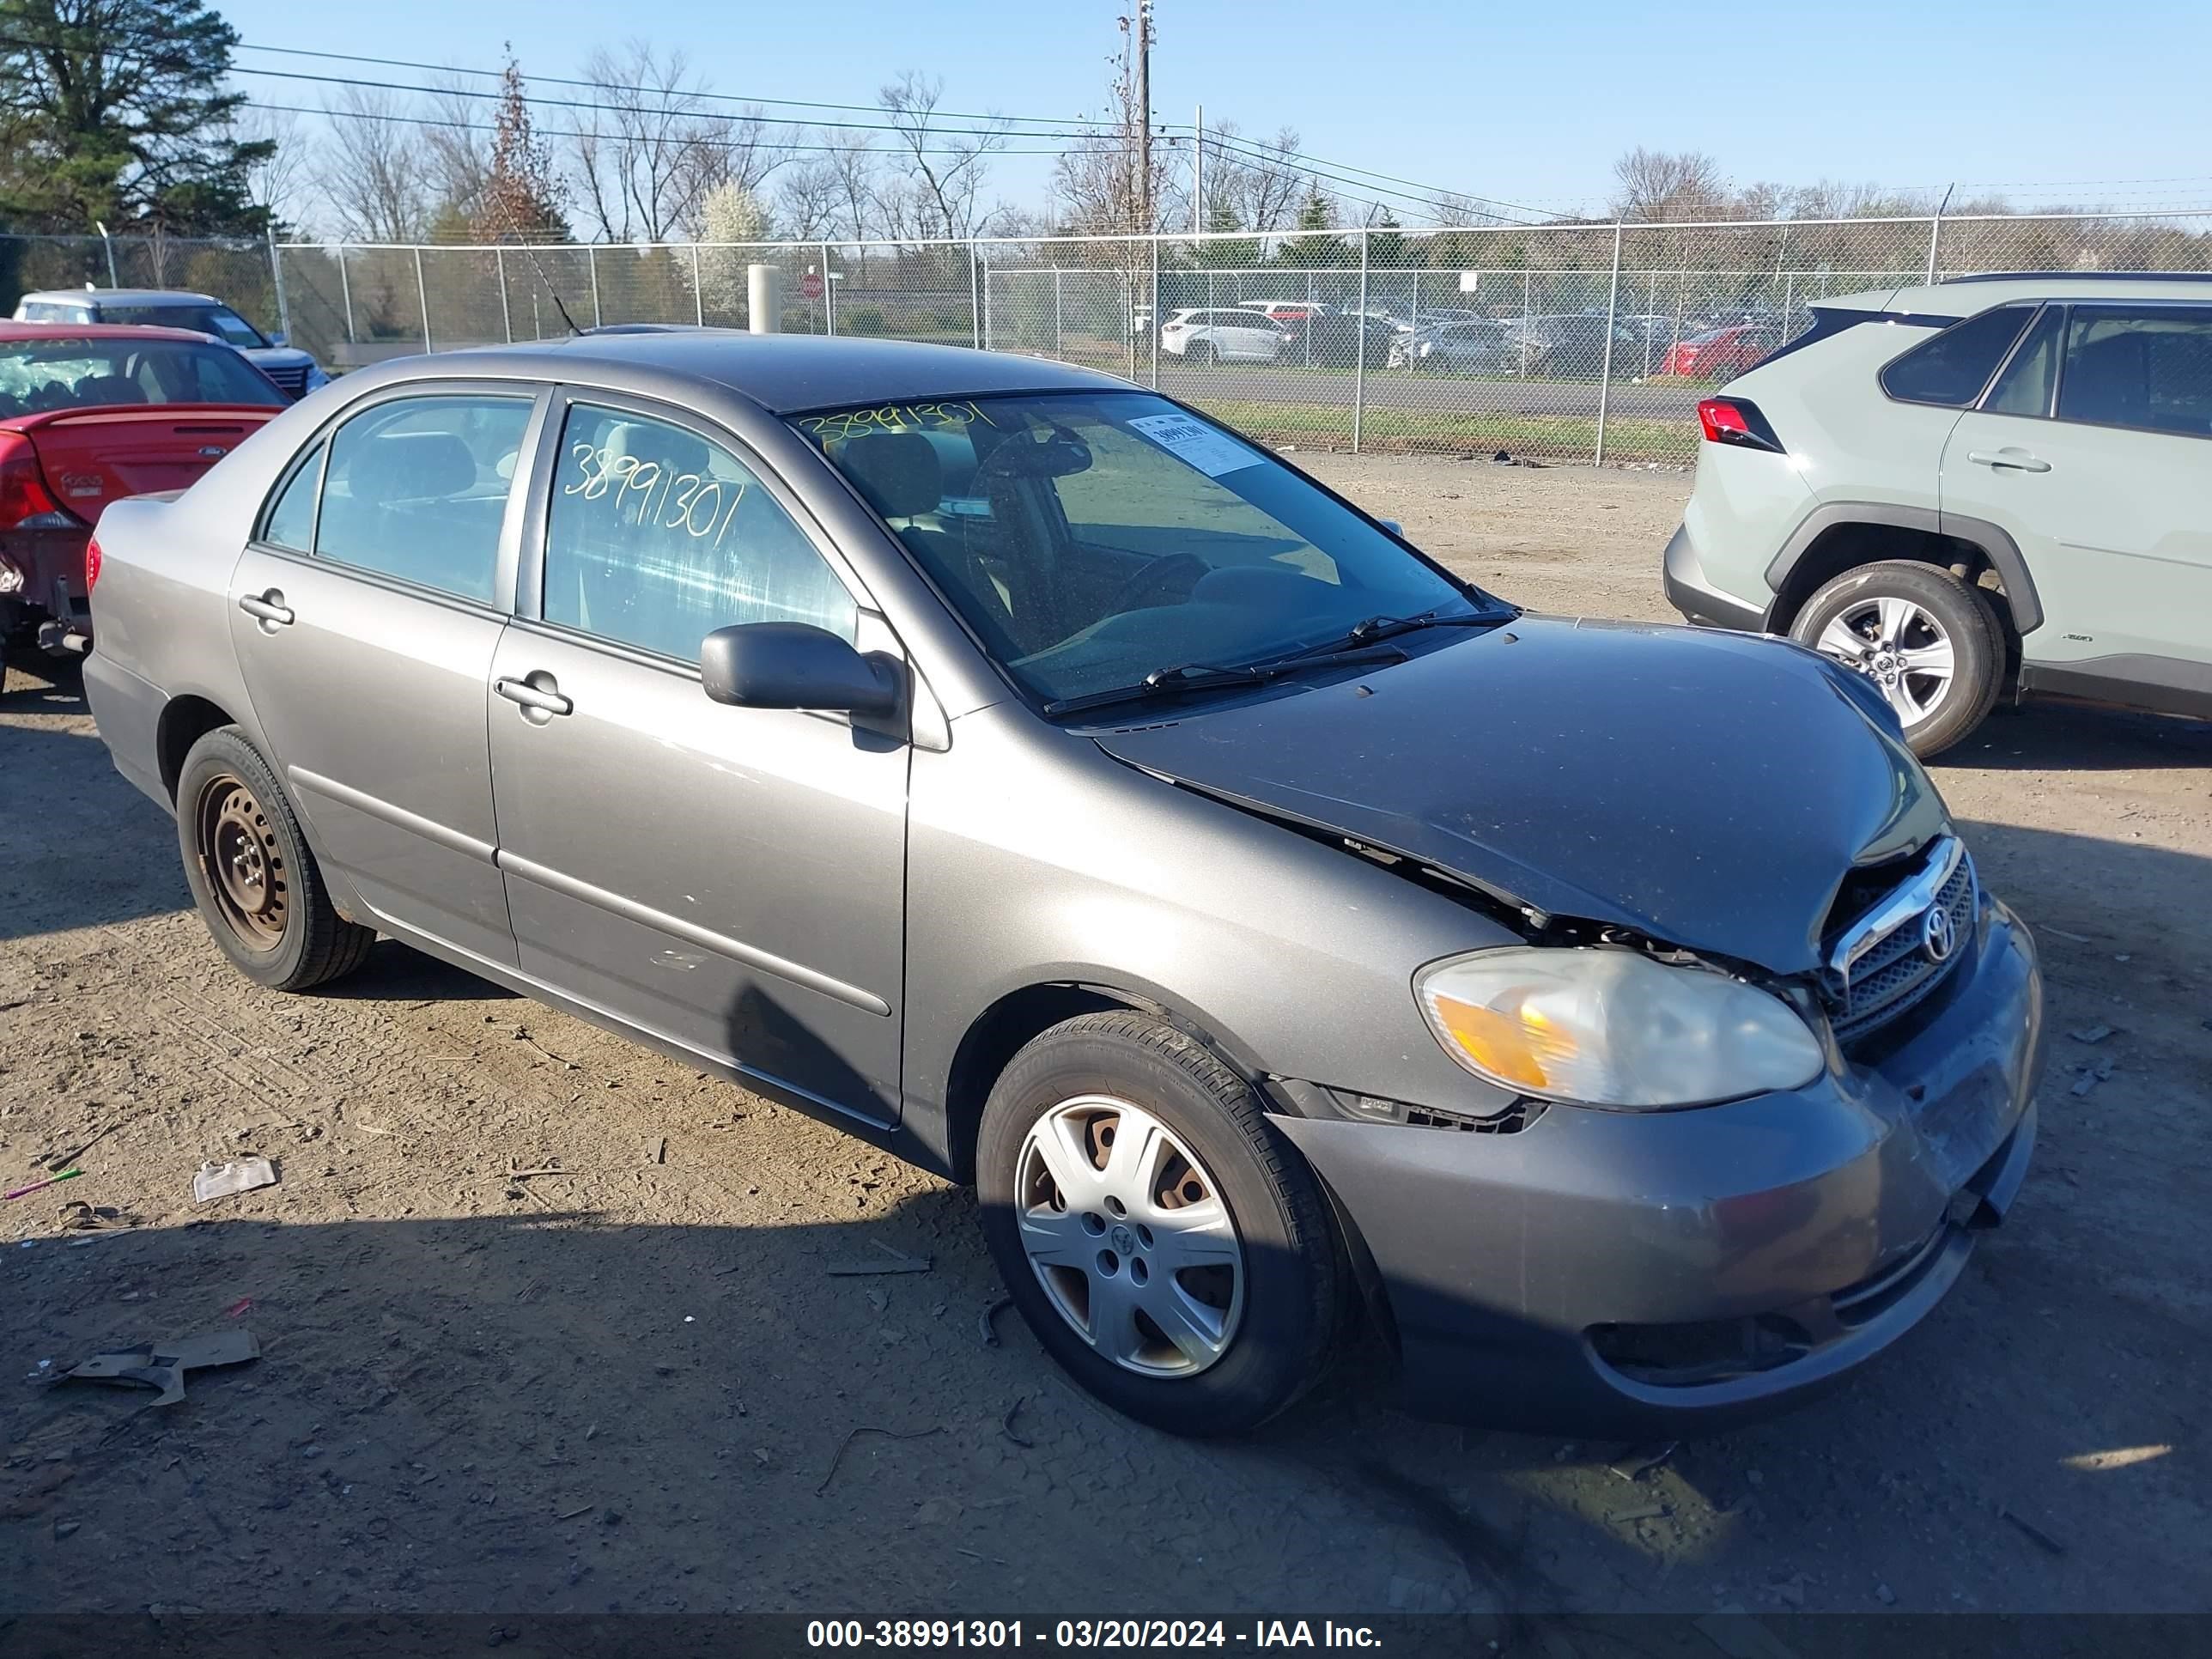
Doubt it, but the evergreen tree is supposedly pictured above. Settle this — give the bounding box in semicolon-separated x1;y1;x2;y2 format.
0;0;269;233
1276;187;1347;268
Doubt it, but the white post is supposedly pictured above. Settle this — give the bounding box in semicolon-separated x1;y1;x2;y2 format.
1054;267;1064;358
94;220;118;288
1192;104;1205;234
587;245;602;328
969;245;981;348
1593;222;1624;467
822;242;836;336
1148;236;1160;388
1925;214;1942;283
413;245;431;350
266;228;292;344
690;244;705;325
495;247;512;343
337;243;356;344
1352;228;1370;453
981;250;994;349
746;264;784;333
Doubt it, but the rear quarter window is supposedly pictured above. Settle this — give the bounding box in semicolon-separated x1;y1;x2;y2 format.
1880;305;2037;406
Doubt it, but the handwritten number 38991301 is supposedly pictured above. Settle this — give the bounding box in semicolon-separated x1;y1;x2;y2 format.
566;441;749;549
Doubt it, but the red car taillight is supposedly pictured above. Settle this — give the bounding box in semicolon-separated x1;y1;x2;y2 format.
1696;397;1784;454
0;430;67;531
85;535;103;592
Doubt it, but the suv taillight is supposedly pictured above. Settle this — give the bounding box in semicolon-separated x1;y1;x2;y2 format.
1696;397;1784;454
0;431;70;531
85;535;103;592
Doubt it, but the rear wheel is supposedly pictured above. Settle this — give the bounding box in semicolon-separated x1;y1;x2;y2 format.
1790;560;2005;757
1196;341;1219;367
976;1011;1343;1437
176;726;375;991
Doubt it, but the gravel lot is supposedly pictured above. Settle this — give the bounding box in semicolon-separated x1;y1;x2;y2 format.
4;455;2209;1620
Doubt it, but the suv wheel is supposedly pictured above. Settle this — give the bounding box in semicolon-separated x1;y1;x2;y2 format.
1790;560;2004;757
176;726;377;991
976;1011;1343;1437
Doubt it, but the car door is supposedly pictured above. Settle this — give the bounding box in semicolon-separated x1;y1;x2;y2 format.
1942;302;2212;678
488;393;908;1123
228;384;546;966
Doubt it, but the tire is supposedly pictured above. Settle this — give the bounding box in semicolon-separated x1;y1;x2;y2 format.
175;725;375;992
1790;560;2006;758
1197;341;1219;367
976;1011;1343;1437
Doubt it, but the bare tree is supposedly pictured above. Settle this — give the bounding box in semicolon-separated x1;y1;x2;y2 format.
316;87;430;241
776;156;844;240
1610;148;1728;222
1207;123;1305;233
570;40;781;243
421;80;493;226
233;104;314;234
823;130;881;244
1049;17;1178;235
878;71;1006;240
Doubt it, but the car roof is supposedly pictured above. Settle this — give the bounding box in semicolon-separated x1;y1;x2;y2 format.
428;330;1133;413
0;319;224;344
17;288;222;307
1818;274;2212;315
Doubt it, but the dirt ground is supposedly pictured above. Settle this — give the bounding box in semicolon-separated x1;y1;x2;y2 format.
4;455;2209;1620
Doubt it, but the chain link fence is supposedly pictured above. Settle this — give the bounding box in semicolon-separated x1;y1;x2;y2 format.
6;211;2209;467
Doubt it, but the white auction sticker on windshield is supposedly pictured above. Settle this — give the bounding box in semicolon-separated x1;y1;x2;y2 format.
1127;412;1262;477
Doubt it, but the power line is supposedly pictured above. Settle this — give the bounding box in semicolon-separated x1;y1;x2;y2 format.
1169;125;1556;226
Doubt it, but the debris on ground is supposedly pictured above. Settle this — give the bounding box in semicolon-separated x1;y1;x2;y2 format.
1607;1441;1678;1481
1609;1503;1667;1523
58;1328;260;1408
191;1157;276;1204
4;1167;82;1201
1000;1396;1032;1449
2068;1024;2117;1045
1999;1506;2068;1557
816;1424;944;1496
825;1242;933;1277
977;1296;1013;1347
2069;1060;2115;1097
222;1297;253;1319
645;1135;665;1166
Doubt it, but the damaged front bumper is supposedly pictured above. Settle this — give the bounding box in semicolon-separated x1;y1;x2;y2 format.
1270;891;2044;1437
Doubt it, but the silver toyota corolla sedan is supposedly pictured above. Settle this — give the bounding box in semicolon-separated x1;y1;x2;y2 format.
82;333;2044;1437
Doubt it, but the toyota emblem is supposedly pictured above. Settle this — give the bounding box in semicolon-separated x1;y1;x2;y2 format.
1921;905;1956;963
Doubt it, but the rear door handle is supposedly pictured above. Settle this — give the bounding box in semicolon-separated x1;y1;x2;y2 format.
1966;449;2052;473
238;590;295;627
495;675;573;718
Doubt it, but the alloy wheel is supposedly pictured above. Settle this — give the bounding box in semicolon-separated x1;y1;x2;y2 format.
1013;1095;1244;1376
195;772;290;951
1813;595;1956;726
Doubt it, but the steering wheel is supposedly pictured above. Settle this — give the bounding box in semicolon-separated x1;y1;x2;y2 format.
1106;551;1210;615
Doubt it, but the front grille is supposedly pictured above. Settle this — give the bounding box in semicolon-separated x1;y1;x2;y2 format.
261;363;309;398
1826;843;1977;1045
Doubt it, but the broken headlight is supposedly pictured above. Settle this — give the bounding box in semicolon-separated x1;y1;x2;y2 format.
1414;946;1823;1109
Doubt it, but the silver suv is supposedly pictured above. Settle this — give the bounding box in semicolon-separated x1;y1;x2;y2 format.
1663;273;2212;756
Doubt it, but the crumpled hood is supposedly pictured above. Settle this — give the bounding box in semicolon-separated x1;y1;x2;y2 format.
1091;616;1946;975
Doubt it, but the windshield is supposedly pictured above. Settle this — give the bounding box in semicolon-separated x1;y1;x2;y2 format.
101;302;268;349
795;391;1497;707
0;339;286;415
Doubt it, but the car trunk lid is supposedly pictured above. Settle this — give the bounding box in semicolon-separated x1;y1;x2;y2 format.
4;404;273;520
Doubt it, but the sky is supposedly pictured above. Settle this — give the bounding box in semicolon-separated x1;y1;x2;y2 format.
216;0;2212;225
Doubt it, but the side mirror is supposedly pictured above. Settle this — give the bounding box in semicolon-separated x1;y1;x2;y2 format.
1377;518;1405;538
268;331;289;348
700;622;902;719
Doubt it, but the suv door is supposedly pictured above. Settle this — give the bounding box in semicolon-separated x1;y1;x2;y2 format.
489;394;908;1122
1942;303;2212;690
230;385;545;963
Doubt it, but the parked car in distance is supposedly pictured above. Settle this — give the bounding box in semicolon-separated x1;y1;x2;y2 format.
1659;321;1782;383
1509;313;1644;380
0;322;287;678
1665;272;2212;756
1279;310;1401;368
1389;319;1514;374
1235;301;1328;327
86;333;2042;1437
15;289;328;399
1159;307;1288;364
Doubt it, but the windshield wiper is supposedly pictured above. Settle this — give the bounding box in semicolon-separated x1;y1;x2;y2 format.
1288;604;1516;659
1042;644;1406;720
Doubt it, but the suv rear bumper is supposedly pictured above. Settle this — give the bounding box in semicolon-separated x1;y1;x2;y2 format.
1662;522;1765;632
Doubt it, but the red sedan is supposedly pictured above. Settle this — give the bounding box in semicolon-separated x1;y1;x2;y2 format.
0;321;287;681
1659;321;1781;383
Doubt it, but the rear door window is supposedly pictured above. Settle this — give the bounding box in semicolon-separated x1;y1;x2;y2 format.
315;393;534;603
1881;304;2037;407
1981;306;2065;418
2056;307;2212;437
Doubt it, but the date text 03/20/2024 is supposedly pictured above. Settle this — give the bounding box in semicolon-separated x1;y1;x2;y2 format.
805;1621;1383;1649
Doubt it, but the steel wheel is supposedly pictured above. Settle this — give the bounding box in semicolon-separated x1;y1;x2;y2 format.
1013;1094;1244;1377
1812;594;1957;726
194;771;290;951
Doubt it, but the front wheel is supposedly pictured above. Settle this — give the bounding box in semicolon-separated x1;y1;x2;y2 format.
175;726;376;991
976;1011;1343;1437
1790;560;2004;757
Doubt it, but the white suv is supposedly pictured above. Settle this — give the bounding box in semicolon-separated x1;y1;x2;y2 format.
1663;273;2212;756
1158;308;1288;364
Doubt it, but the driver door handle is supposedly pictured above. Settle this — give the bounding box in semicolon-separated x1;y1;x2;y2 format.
238;590;295;626
1967;449;2052;473
495;676;573;718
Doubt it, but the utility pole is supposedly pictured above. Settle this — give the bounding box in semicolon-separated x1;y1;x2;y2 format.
1134;0;1153;234
1192;102;1204;235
